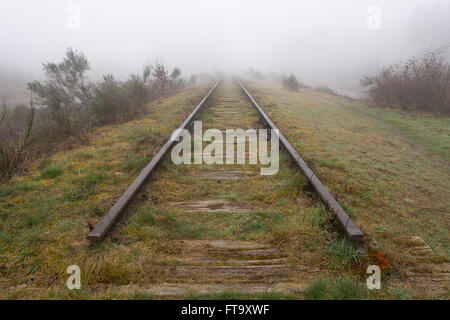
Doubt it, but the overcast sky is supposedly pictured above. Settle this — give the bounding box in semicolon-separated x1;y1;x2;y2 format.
1;0;449;92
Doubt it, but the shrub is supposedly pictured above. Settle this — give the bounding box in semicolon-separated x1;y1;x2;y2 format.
90;75;126;125
91;64;185;125
0;97;36;181
169;67;185;91
2;48;186;182
361;51;450;114
282;73;307;92
91;66;152;125
28;48;93;137
152;62;169;94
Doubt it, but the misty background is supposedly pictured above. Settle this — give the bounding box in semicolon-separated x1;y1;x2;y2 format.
1;0;449;101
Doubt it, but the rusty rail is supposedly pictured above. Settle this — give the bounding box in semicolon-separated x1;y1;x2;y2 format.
237;80;364;242
87;80;221;242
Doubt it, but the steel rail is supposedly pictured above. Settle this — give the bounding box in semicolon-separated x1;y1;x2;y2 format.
87;80;222;242
237;80;364;242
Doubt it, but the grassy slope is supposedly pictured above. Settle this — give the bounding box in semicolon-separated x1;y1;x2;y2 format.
245;79;449;295
0;83;211;299
310;89;450;163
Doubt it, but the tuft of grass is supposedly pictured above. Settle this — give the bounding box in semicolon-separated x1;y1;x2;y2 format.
338;201;354;217
328;277;368;300
327;238;366;269
134;208;158;225
240;211;284;235
63;186;95;202
392;286;414;300
303;278;330;300
124;155;150;171
127;208;208;240
129;291;156;300
78;172;106;187
39;165;63;179
304;277;368;300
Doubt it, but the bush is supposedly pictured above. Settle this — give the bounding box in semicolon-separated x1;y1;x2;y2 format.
1;48;187;182
28;48;93;137
91;66;152;125
361;51;450;114
91;64;184;125
282;73;307;92
0;97;36;181
90;75;125;125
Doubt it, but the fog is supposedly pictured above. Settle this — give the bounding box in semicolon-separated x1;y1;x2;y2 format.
1;0;449;99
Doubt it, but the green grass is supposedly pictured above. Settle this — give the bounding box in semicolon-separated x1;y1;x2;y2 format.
125;207;288;242
311;90;450;162
39;165;63;179
303;277;368;300
124;155;151;171
0;182;38;197
352;104;449;161
327;238;366;270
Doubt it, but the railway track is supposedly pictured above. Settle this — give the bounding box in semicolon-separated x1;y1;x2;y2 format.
87;79;364;297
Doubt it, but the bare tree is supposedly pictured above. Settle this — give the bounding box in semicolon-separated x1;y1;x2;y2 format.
283;73;301;92
0;94;36;180
152;62;169;93
0;98;7;125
